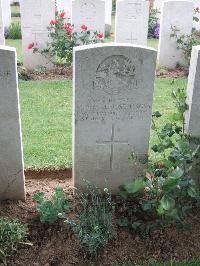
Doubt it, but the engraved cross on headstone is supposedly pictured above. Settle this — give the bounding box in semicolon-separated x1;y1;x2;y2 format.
96;124;128;170
127;32;137;43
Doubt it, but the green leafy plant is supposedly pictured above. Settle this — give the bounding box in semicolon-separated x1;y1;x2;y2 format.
29;11;104;66
170;9;200;66
33;186;70;224
0;218;28;263
7;22;22;39
148;8;159;38
118;87;200;236
63;181;115;255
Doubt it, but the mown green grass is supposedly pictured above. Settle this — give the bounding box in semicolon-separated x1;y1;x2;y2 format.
148;38;159;50
11;4;20;15
19;78;187;169
19;80;72;169
5;39;22;63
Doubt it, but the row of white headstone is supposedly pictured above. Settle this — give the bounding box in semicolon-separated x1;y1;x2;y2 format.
0;0;12;45
1;41;200;200
0;0;199;69
154;0;200;30
18;0;199;70
57;0;113;32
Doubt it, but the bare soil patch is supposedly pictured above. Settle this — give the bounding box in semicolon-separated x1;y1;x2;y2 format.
1;171;200;265
26;66;72;81
20;66;187;82
156;68;188;79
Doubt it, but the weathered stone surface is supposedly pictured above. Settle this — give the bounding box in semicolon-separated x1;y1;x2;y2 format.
72;0;105;34
0;46;25;200
2;0;11;28
20;0;55;70
185;45;200;137
115;0;149;45
158;0;193;68
73;43;157;192
0;0;4;45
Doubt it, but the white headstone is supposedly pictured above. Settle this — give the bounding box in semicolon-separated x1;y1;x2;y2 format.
158;0;193;69
2;0;11;28
193;0;200;31
56;0;72;22
73;43;157;191
154;0;166;18
0;0;4;45
72;0;105;34
20;0;55;70
0;46;25;200
105;0;112;32
11;0;20;3
115;0;149;45
185;45;200;137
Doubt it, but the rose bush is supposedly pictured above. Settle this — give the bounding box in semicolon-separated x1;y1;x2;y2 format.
28;11;104;66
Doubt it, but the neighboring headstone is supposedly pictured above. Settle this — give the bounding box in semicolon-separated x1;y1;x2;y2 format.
20;0;55;70
56;0;72;22
153;0;166;19
2;0;11;28
73;43;157;192
0;0;4;45
115;0;149;45
185;45;200;137
72;0;105;34
158;0;193;69
105;0;112;33
11;0;20;3
193;0;200;31
0;46;25;200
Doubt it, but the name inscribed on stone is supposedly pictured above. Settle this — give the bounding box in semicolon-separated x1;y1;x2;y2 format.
126;3;142;19
76;55;151;122
80;1;96;20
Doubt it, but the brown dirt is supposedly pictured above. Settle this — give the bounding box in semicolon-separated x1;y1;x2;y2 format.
28;66;72;80
25;168;72;180
1;170;200;265
156;67;188;79
21;66;187;81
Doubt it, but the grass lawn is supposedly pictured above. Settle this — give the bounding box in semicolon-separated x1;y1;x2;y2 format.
19;77;187;169
11;4;20;15
5;32;182;169
147;38;159;50
20;80;72;169
5;39;22;62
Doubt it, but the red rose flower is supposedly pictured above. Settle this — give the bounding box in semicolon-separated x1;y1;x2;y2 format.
64;23;73;34
28;42;34;49
81;24;87;31
97;32;104;39
50;19;57;25
60;11;66;19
